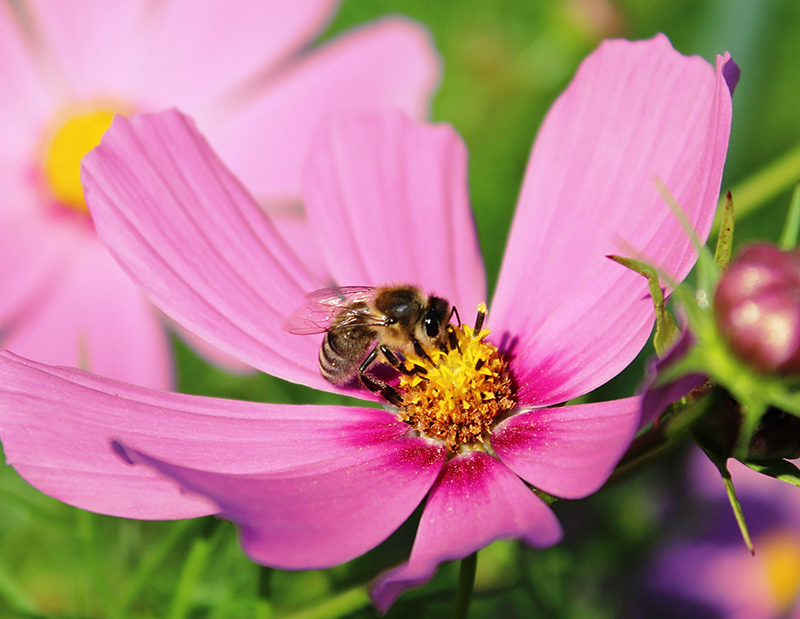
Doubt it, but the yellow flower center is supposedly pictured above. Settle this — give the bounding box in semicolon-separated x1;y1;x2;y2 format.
398;303;516;452
43;109;118;213
760;529;800;612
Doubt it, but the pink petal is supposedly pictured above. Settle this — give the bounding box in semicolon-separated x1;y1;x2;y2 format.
267;209;332;284
371;451;562;613
491;397;641;499
82;109;336;393
0;2;51;161
0;351;435;521
303;111;486;312
490;35;733;406
0;210;82;327
116;434;445;570
3;232;173;390
207;17;440;202
24;0;149;102
136;0;339;111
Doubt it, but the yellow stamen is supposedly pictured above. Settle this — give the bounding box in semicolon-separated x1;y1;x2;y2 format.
398;304;515;452
43;109;118;213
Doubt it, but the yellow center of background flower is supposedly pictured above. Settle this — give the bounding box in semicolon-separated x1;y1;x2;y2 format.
760;529;800;612
398;304;515;452
43;109;117;213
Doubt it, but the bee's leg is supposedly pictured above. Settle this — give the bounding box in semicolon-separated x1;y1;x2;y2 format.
359;346;403;406
378;345;404;370
411;339;436;366
359;373;403;407
380;345;428;378
359;346;380;374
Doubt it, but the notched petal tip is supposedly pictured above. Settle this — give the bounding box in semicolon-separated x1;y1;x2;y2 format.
720;54;741;95
490;33;732;405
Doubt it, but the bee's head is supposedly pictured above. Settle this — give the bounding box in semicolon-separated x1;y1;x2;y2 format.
420;296;451;345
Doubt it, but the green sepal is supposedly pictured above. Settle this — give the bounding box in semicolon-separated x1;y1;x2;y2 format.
608;255;679;358
744;458;800;489
696;441;754;555
532;487;559;505
714;192;734;270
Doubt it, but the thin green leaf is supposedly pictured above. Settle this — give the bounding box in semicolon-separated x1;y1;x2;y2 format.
744;458;800;489
696;442;754;554
0;557;38;614
779;183;800;250
721;474;754;555
714;192;735;269
715;140;800;225
654;177;720;291
280;587;371;619
608;255;679;357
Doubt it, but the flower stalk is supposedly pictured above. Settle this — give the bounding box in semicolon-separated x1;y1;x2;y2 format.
450;553;478;619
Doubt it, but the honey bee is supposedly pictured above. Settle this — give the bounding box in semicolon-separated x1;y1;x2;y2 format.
283;285;454;404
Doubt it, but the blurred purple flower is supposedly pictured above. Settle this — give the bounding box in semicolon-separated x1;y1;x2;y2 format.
642;449;800;619
0;0;439;388
0;35;733;610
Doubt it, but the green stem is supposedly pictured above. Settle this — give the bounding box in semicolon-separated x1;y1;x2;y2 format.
120;519;197;613
76;510;114;619
279;587;370;619
449;553;478;619
714;141;800;231
258;565;273;598
167;537;211;619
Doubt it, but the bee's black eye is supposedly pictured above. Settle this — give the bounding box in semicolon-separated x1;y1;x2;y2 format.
424;312;440;338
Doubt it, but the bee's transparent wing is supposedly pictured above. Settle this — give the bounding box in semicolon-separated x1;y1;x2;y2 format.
282;286;381;335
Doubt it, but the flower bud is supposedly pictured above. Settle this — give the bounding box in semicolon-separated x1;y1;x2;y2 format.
693;387;800;460
714;243;800;374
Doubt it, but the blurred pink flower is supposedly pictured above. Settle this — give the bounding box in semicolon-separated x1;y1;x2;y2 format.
643;450;800;619
0;0;439;388
0;35;733;610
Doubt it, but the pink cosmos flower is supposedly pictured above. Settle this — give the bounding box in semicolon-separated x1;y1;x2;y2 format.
0;35;733;611
0;0;438;388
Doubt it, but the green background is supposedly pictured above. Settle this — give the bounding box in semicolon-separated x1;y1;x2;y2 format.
2;0;800;617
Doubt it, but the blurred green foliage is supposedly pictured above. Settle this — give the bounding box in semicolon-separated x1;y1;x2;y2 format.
3;0;800;617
